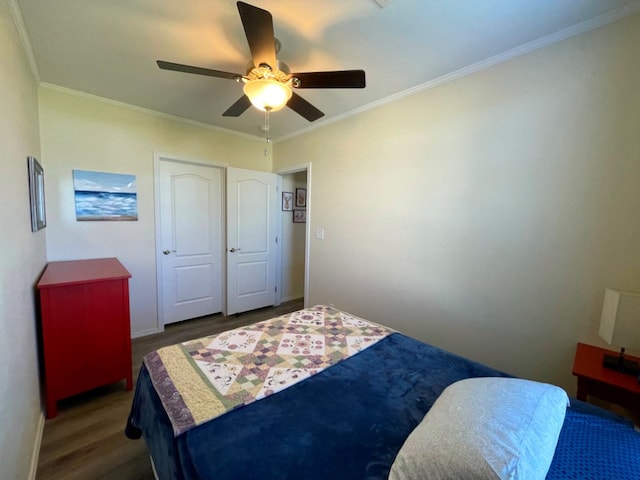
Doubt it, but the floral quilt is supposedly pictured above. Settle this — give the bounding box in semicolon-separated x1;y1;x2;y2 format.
143;305;394;436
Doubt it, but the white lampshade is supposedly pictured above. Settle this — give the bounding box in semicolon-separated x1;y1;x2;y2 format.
599;288;640;351
243;79;292;112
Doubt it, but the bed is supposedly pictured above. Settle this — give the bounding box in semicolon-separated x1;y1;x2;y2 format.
126;305;640;480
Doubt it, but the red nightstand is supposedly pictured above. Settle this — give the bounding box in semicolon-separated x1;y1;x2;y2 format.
572;342;640;423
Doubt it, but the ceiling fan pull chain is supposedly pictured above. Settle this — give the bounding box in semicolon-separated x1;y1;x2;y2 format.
265;108;271;144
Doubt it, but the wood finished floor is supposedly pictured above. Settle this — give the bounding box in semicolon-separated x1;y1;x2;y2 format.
36;299;304;480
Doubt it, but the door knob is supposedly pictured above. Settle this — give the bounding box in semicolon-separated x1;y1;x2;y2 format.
229;247;241;253
162;249;176;255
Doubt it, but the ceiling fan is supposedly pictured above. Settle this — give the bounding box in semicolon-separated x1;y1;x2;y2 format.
157;1;366;122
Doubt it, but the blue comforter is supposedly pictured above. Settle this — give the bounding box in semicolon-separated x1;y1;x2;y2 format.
126;333;640;480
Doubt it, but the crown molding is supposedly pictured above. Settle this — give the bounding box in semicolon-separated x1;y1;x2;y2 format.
275;1;640;143
7;0;40;83
13;0;640;145
39;83;265;142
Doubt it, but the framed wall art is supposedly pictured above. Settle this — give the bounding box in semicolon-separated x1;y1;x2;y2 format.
28;156;46;232
295;188;306;209
73;170;138;221
282;191;293;211
293;209;306;223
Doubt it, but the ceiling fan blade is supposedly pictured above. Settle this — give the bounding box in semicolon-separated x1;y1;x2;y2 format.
237;1;277;70
157;60;241;80
291;70;366;89
222;95;252;117
287;92;324;122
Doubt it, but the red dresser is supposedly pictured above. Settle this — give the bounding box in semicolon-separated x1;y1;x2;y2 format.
37;258;133;418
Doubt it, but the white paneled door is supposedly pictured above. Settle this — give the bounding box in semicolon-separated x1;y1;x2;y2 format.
158;159;223;324
226;167;278;315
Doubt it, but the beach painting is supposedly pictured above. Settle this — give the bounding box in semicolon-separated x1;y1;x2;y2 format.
73;170;138;221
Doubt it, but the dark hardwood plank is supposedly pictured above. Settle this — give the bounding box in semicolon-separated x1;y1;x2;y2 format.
36;300;304;480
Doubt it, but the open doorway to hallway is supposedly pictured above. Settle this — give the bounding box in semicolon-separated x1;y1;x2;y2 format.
280;170;307;304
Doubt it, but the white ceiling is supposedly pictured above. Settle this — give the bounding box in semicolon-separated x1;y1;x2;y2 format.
16;0;640;141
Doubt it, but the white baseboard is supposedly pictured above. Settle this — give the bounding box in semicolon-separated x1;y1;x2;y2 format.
131;326;163;339
281;295;304;303
28;411;45;480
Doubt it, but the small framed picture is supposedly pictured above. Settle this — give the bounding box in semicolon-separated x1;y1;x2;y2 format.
295;188;306;209
293;210;306;223
282;191;293;211
28;156;46;232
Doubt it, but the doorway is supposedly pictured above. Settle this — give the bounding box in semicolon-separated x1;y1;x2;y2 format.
278;166;310;306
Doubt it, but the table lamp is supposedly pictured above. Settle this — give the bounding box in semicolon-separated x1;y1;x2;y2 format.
598;288;640;376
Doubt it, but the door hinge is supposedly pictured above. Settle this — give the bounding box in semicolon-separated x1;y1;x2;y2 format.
275;286;278;293
275;236;278;244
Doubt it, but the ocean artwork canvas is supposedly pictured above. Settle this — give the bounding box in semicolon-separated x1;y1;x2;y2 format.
73;170;138;221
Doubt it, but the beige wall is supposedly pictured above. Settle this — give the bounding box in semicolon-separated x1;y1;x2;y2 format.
274;14;640;392
0;2;46;479
39;87;270;336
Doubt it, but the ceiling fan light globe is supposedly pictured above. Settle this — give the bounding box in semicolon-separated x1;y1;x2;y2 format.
243;79;292;112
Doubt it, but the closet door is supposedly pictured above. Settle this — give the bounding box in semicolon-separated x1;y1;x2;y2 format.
226;167;278;315
157;159;223;324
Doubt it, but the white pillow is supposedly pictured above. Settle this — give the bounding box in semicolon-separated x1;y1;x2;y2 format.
389;377;569;480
